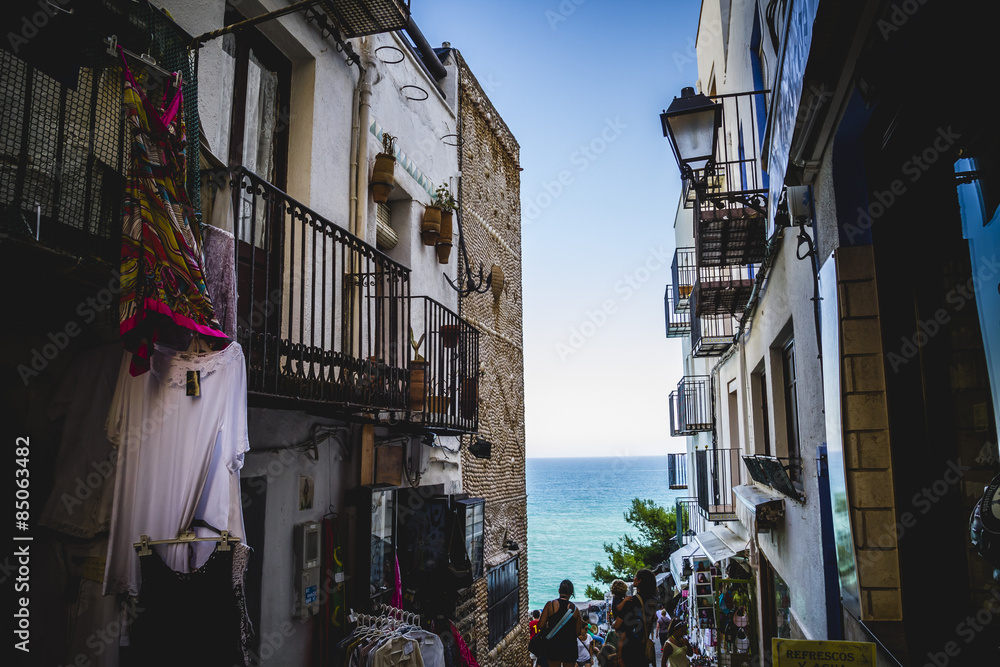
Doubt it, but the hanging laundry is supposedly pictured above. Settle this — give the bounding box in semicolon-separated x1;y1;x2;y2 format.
117;48;227;376
103;342;249;597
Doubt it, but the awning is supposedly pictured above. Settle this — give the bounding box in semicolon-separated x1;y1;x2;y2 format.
694;524;749;564
655;571;675;590
733;484;785;532
669;541;704;582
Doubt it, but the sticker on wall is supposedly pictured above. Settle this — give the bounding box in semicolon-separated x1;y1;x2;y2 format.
299;475;314;511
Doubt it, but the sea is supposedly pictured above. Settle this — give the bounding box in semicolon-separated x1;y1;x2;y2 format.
526;455;687;612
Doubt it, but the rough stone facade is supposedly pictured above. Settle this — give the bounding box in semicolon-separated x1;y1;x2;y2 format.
450;50;529;667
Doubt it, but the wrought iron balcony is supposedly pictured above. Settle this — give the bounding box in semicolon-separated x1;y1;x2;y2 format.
695;448;742;522
670;376;713;434
674;497;701;547
671;248;697;311
692;263;756;316
232;168;411;414
664;284;691;338
688;91;770;266
668;452;688;490
408;296;479;434
690;286;736;357
674;247;755;317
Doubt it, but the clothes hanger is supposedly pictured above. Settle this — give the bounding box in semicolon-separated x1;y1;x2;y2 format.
105;35;182;88
133;530;240;556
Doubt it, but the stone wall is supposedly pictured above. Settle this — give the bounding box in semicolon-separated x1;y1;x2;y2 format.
451;50;529;667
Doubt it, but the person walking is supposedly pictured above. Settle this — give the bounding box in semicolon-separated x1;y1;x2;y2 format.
577;623;595;666
660;620;696;667
655;604;672;650
612;569;658;667
536;580;584;667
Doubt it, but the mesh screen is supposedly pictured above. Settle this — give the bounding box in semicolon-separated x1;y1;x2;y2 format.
0;0;199;260
319;0;409;38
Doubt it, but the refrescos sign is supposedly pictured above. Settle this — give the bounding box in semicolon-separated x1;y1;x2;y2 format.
772;638;876;666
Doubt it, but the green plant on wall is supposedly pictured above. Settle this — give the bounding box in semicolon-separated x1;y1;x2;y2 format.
434;182;456;212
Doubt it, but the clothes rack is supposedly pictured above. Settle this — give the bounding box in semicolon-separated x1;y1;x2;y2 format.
133;530;240;556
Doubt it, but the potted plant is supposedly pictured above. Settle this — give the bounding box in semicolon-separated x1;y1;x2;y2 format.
440;323;461;348
434;182;456;263
409;327;427;412
371;133;396;203
421;202;441;246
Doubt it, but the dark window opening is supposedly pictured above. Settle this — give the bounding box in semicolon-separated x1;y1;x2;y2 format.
487;557;519;648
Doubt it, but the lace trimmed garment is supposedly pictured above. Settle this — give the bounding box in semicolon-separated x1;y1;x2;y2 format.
118;49;227;376
103;342;249;596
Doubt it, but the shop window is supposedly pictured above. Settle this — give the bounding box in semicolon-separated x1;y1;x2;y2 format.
457;498;485;580
351;484;396;608
487;557;519;648
774;570;791;639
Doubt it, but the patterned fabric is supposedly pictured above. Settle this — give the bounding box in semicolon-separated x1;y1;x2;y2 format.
118;50;226;376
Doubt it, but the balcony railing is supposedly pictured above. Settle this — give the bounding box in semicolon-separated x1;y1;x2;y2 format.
690;286;736;357
670;376;713;434
664;284;691;338
408;296;479;434
674;497;702;546
671;248;697;312
690;91;770;267
743;455;804;501
232;168;411;413
668;453;688;490
695;448;742;521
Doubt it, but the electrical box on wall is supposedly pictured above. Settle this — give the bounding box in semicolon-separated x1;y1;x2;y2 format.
293;521;321;619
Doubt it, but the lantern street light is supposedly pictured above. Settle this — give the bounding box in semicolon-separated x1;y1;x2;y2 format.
660;86;722;186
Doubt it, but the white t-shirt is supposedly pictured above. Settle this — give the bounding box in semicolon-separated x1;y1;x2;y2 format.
104;343;249;596
577;634;593;663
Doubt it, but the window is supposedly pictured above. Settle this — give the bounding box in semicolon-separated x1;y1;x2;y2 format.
488;557;519;648
457;498;485;580
751;367;771;456
782;339;802;488
774;570;791;638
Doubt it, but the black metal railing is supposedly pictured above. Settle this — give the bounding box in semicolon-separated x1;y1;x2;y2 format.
671;248;697;311
676;376;713;433
692;263;756;316
232;168;410;412
695;448;742;521
408;296;479;433
690;91;770;266
690;287;737;357
743;455;804;501
668;453;688;490
674;497;700;546
664;284;691;338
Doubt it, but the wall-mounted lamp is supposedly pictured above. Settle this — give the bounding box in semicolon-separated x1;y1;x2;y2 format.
469;437;492;459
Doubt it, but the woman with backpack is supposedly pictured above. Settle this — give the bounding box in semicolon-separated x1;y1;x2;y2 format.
533;579;584;667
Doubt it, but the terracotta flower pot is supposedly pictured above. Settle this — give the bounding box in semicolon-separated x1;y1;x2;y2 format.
371;153;395;203
436;210;453;264
409;360;427;412
421;205;441;246
441;324;461;348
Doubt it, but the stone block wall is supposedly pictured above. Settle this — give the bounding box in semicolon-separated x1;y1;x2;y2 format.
451;50;529;667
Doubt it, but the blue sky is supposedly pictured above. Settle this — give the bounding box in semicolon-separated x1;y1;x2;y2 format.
416;1;702;457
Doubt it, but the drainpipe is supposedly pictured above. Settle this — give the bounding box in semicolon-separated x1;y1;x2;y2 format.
348;64;363;237
352;41;375;242
404;17;447;80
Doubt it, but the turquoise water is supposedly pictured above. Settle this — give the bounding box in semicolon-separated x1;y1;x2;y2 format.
526;456;687;612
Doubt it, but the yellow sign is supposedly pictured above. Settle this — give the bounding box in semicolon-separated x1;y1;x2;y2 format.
772;639;876;667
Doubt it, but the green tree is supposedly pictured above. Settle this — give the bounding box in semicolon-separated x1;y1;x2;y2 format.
591;499;677;589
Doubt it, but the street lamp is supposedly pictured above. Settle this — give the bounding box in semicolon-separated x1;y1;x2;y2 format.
660;86;722;182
